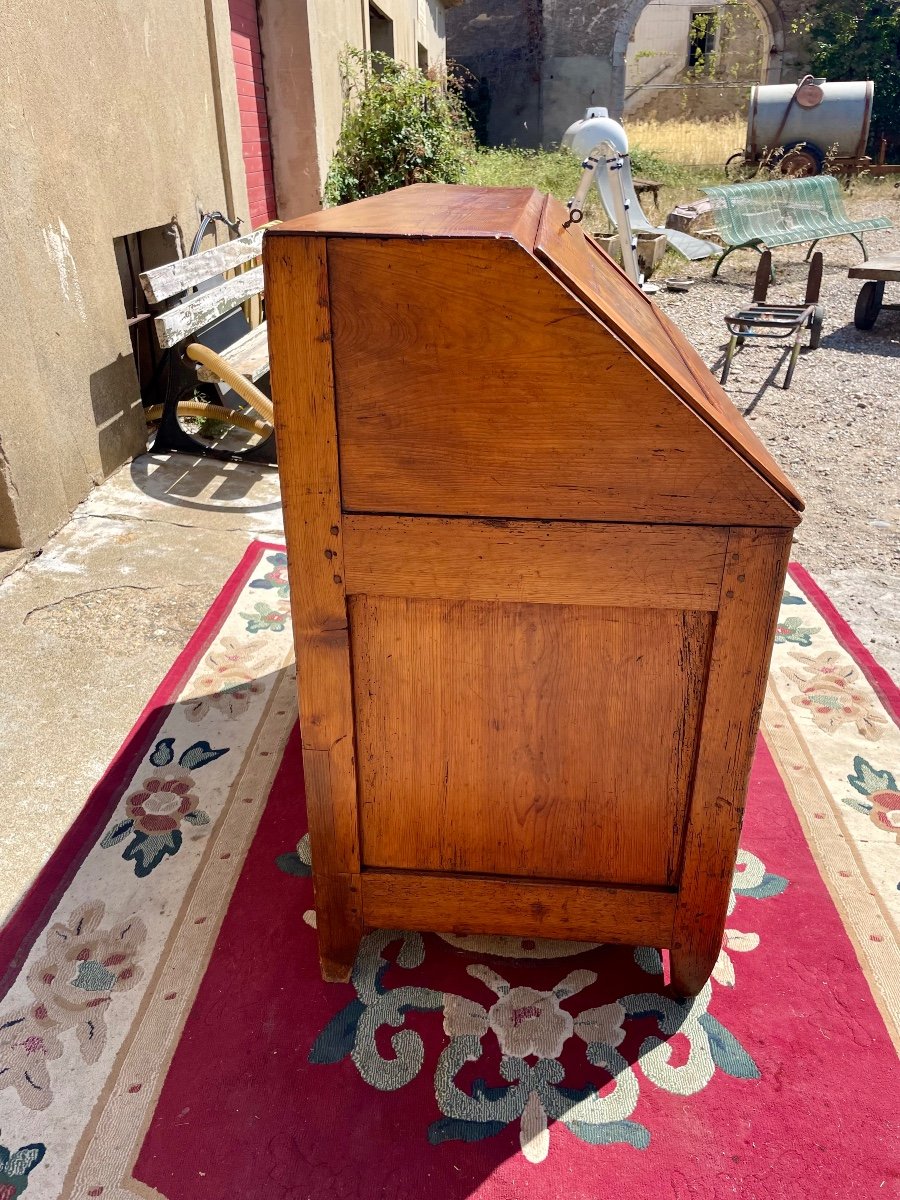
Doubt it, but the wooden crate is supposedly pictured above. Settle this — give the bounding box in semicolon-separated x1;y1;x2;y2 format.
264;185;803;996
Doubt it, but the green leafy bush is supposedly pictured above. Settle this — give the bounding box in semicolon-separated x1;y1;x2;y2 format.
801;0;900;155
324;49;475;205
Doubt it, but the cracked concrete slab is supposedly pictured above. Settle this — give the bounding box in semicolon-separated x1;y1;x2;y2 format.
0;452;284;923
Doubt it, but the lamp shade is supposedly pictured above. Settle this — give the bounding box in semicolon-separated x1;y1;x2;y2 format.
561;107;629;158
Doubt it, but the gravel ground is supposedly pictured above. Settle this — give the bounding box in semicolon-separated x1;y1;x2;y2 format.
656;193;900;682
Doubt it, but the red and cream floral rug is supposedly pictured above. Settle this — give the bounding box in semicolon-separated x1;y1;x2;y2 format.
1;543;897;1199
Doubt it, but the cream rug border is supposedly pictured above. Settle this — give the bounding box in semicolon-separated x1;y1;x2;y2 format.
62;668;298;1200
761;687;900;1053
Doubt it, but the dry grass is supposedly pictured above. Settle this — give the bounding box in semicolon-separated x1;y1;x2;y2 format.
628;115;745;167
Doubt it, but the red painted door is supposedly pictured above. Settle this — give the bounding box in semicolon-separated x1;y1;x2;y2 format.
229;0;278;227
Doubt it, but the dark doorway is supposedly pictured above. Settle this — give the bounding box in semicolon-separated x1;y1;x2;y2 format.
369;3;394;57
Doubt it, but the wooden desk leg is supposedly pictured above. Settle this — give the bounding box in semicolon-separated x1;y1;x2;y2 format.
670;526;792;998
266;231;365;984
670;945;721;998
312;872;363;982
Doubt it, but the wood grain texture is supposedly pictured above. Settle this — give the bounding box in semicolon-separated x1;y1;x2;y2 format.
352;597;712;887
329;236;800;527
154;265;264;348
343;516;727;610
361;872;676;945
670;525;794;995
264;232;362;980
535;196;803;516
140;228;266;304
271;182;545;244
265;188;801;985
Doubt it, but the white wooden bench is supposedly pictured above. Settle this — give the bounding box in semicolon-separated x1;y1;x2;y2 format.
139;226;277;462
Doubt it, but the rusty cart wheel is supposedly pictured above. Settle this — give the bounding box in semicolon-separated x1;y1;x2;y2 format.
772;141;824;177
725;151;756;180
808;304;825;349
854;281;884;331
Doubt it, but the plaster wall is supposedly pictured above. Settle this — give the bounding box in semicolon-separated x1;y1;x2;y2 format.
0;0;248;549
261;0;453;219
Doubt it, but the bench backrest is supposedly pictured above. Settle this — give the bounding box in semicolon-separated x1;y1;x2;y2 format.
703;176;849;247
138;228;267;349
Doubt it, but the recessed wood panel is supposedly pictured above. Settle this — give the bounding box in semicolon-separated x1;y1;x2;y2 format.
343;515;727;610
351;597;713;887
328;236;800;527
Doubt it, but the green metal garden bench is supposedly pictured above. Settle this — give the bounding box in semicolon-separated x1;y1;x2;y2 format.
703;176;892;277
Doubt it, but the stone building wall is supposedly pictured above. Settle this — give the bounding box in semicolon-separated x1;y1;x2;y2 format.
448;0;809;146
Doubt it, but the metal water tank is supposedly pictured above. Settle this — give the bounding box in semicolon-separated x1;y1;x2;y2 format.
747;79;874;170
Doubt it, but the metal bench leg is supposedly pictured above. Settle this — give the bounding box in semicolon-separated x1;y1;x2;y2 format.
712;243;768;280
851;233;868;261
804;239;820;262
711;246;734;278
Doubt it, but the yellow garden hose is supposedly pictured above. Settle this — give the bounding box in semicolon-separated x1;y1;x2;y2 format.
185;342;275;425
145;400;271;437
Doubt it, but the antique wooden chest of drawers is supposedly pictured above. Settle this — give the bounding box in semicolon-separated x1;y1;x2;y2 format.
264;185;802;995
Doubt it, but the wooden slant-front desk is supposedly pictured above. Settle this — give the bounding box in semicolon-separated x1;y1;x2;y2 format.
264;184;803;995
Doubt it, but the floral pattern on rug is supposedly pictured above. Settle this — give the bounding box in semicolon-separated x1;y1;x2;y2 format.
239;600;291;634
182;637;268;723
99;738;228;877
0;1141;45;1198
781;651;888;740
0;543;297;1197
768;570;900;906
774;615;820;647
3;549;898;1196
248;551;290;600
843;756;900;843
0;902;145;1111
307;851;785;1164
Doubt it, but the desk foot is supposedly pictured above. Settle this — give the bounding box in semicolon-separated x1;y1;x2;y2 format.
669;945;720;998
314;872;363;984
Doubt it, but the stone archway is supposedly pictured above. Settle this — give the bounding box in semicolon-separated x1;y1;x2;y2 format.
610;0;785;118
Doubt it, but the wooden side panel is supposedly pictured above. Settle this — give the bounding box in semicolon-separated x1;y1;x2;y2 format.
329;236;800;526
536;196;802;514
343;516;727;610
351;597;713;887
362;873;676;946
264;232;362;981
670;526;793;995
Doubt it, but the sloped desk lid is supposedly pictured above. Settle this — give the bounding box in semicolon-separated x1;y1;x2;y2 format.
534;195;803;513
272;183;802;516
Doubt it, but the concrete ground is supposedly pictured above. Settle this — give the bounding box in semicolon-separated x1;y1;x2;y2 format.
0;452;283;924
